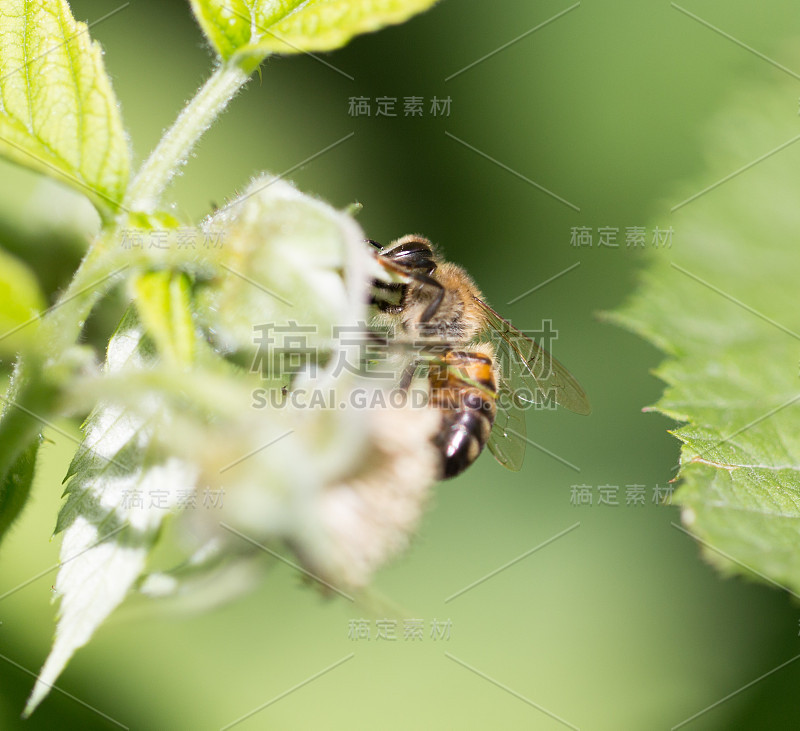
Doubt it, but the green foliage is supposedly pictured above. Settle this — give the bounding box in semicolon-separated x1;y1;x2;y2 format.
0;0;129;219
189;0;440;63
0;439;39;543
132;271;196;368
0;364;61;547
0;249;46;357
25;314;171;717
188;0;253;60
0;0;440;713
609;78;800;596
25;178;371;714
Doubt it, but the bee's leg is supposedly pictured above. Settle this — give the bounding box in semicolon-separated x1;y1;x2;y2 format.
386;266;445;324
398;358;420;391
374;256;445;324
417;275;444;324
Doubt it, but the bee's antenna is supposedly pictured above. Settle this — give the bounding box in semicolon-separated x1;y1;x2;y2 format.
365;239;383;251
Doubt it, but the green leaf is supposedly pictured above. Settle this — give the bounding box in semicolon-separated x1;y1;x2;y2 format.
189;0;440;62
251;0;441;55
25;312;198;716
0;439;40;542
0;0;130;219
188;0;253;61
0;248;47;357
0;359;62;548
608;78;800;595
132;270;195;368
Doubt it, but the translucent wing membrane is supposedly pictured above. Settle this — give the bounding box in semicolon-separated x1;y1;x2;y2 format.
486;334;528;471
473;298;591;415
475;297;590;472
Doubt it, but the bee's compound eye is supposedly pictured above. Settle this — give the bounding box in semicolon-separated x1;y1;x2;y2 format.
384;239;437;275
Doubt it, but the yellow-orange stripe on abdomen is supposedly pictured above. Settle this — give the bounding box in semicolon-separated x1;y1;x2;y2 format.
429;351;498;479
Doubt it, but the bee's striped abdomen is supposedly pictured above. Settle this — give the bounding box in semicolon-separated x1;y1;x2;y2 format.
429;351;497;479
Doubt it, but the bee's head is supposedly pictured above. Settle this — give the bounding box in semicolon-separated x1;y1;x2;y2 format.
378;235;438;276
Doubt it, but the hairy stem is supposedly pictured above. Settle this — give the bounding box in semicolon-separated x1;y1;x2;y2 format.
126;62;250;212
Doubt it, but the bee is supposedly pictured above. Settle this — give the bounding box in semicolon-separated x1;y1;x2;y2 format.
369;235;590;479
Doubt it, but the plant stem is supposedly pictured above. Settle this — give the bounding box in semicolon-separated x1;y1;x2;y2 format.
40;238;122;351
126;61;250;213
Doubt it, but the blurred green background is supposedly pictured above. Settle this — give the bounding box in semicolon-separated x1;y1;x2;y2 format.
3;0;800;728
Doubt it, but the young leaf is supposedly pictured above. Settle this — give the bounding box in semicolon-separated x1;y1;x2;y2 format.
608;79;800;595
0;0;130;219
250;0;441;55
132;270;195;368
188;0;253;61
25;314;198;716
0;248;46;357
189;0;440;62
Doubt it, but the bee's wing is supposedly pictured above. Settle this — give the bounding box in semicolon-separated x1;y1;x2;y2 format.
473;297;591;416
486;336;528;471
